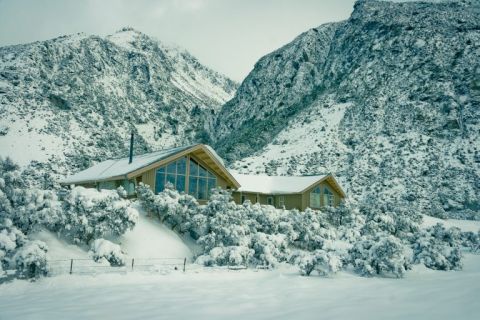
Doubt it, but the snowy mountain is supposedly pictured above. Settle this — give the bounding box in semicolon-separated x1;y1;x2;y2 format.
214;0;480;219
0;27;237;178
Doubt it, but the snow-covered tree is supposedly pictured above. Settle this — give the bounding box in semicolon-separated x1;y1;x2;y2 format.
349;234;412;278
137;183;198;235
412;223;463;270
0;157;63;233
59;187;138;244
13;240;48;278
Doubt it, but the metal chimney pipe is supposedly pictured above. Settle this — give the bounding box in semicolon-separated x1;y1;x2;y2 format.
129;132;134;164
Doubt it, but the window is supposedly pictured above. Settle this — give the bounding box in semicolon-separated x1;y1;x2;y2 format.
187;158;216;200
121;179;135;196
267;196;274;206
278;195;285;208
310;186;321;208
155;157;187;194
324;187;334;207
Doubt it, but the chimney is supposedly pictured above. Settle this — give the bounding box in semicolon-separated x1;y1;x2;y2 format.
129;132;134;164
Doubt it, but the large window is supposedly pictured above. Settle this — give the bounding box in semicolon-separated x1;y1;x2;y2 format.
188;158;216;200
309;186;321;208
155;157;187;194
155;156;217;200
324;186;334;207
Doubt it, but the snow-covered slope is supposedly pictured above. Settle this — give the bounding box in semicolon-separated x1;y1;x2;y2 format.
217;0;480;219
0;27;237;177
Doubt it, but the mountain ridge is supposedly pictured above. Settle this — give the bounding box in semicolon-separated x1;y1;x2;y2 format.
215;0;480;219
0;27;237;181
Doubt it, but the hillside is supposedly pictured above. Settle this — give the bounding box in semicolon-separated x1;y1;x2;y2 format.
0;27;237;181
215;0;480;219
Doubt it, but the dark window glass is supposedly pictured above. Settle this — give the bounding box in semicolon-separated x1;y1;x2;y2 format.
198;177;207;200
157;167;165;174
167;162;176;174
190;159;198;176
189;176;198;196
176;175;186;193
207;178;216;196
166;173;176;187
198;165;207;177
207;171;215;178
267;197;273;205
155;171;165;194
177;157;187;175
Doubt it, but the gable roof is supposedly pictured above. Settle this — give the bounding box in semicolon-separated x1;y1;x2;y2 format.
233;173;345;197
61;144;239;187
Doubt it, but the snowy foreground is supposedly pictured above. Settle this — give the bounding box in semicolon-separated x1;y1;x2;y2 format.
0;255;479;320
1;212;479;320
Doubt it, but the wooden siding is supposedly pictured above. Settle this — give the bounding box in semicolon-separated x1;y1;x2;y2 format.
232;178;345;211
303;180;343;210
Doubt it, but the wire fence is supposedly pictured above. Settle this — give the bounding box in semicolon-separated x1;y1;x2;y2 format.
46;257;188;276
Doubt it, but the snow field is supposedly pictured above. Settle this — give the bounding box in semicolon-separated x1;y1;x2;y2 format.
0;254;479;320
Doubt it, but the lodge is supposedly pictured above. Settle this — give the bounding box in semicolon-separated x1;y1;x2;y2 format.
61;143;345;210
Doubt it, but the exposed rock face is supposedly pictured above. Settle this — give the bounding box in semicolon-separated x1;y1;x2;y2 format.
215;0;480;219
0;27;237;176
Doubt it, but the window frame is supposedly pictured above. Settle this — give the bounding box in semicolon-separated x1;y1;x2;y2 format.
267;196;274;206
309;186;321;209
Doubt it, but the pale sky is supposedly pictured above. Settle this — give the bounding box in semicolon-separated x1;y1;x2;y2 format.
0;0;359;81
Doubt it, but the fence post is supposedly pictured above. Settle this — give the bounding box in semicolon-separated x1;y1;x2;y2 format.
183;257;186;272
131;258;135;271
69;259;73;275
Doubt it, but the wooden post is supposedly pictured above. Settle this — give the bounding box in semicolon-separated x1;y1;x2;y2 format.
183;258;186;272
69;259;73;275
131;258;135;271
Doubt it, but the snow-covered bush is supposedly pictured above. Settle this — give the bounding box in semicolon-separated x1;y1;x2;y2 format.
292;249;343;276
0;219;28;273
137;183;198;234
359;196;422;240
324;201;356;227
0;157;63;233
412;224;463;270
349;234;411;278
13;240;48;278
289;208;336;251
249;233;289;267
90;239;126;266
460;230;480;252
59;187;138;244
196;246;254;267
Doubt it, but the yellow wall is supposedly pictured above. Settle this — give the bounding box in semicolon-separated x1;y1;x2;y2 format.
303;180;343;210
232;179;345;211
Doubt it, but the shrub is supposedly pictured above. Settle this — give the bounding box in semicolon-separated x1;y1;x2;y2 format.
349;234;411;278
13;240;48;278
412;224;463;270
293;249;343;276
90;239;126;266
196;246;254;267
60;187;138;244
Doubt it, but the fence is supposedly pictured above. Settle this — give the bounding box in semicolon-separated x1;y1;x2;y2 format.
46;257;188;276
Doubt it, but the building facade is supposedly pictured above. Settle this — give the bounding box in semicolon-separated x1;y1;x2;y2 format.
61;144;345;208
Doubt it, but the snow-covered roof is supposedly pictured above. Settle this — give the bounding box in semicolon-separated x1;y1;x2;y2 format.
233;173;329;195
61;144;197;184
